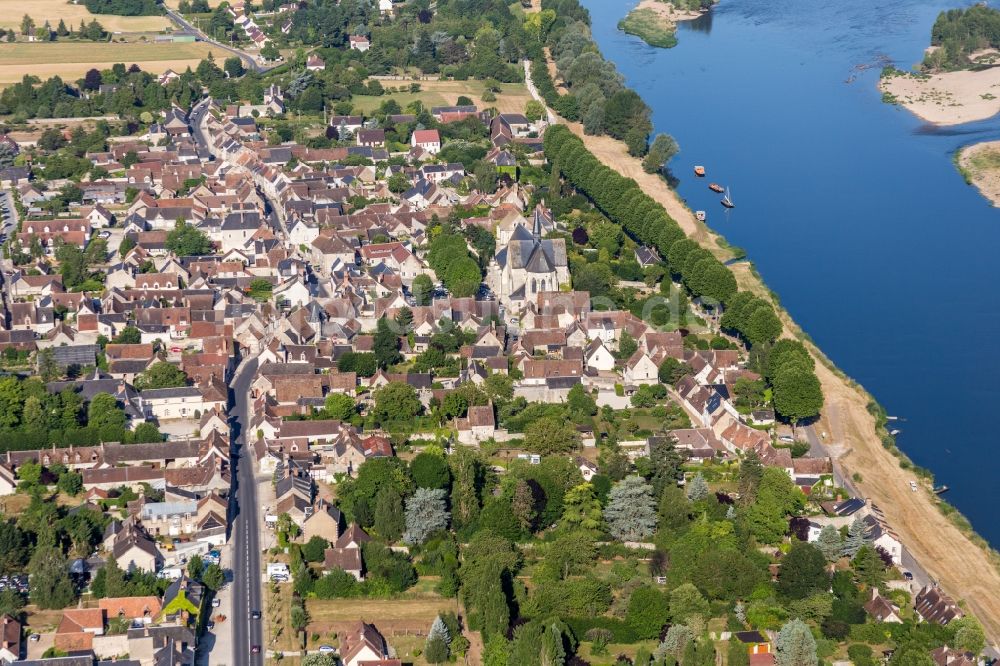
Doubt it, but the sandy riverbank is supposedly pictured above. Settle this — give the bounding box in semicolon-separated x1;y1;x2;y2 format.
880;66;1000;125
955;140;1000;206
528;58;1000;643
633;0;704;23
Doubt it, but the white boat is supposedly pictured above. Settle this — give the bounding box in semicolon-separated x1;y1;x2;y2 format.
695;210;706;221
721;187;734;209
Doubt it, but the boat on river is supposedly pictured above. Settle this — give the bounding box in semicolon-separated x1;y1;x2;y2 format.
721;187;734;208
694;165;706;177
709;182;724;193
695;210;706;221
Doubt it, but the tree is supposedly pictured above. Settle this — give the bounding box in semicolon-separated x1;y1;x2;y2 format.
850;544;885;587
20;14;34;36
951;617;986;655
403;488;449;545
772;363;823;423
540;622;566;666
737;450;764;505
686;473;709;501
87;392;126;432
373;485;405;542
604;475;658;542
774;619;817;666
337;352;377;377
541;530;595;581
425;634;449;663
841;516;870;558
223;56;245;78
82;67;103;92
524;415;579;454
410;451;451;490
187;554;204;581
566;384;597;420
0;522;28;574
412;274;434;306
165;219;213;256
778;542;828;600
616;330;638;360
134;362;188;390
560;482;603;532
649;437;684;498
510;478;536;532
658;357;689;385
482;633;511;666
373;317;401;369
888;647;935;666
322;393;356;421
657;624;693;661
57;470;83;496
372;381;422;426
261;42;280;61
28;542;75;610
815;524;843;562
388;173;410;193
626;586;669;639
746;467;802;544
302;536;329;563
525;99;546;122
642;133;679;173
669;582;710;625
37;349;59;383
425;615;451;663
0;588;25;620
202;563;224;591
17;460;41;485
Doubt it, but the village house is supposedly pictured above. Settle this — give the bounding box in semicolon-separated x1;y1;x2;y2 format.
411;129;441;154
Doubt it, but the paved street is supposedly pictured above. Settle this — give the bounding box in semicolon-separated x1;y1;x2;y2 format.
163;8;273;74
230;357;263;666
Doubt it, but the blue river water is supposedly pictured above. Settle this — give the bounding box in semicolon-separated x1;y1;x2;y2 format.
579;0;1000;544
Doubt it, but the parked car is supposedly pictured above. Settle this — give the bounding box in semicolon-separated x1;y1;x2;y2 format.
212;598;221;608
318;645;335;654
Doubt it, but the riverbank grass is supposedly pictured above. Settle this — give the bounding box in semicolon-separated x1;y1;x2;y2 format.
618;7;678;48
953;141;1000;206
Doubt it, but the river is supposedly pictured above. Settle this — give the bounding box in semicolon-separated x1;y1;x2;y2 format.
580;0;1000;545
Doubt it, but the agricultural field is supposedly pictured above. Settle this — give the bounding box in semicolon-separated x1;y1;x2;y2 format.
0;41;227;86
0;0;171;33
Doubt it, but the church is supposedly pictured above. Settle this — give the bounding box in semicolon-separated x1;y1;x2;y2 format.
489;206;569;310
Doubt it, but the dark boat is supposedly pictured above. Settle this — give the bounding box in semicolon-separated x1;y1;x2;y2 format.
933;485;949;495
694;165;706;177
708;182;724;193
721;187;734;209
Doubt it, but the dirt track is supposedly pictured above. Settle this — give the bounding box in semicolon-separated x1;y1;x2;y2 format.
556;107;1000;645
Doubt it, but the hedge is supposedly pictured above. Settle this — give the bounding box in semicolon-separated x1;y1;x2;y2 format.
564;616;642;644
